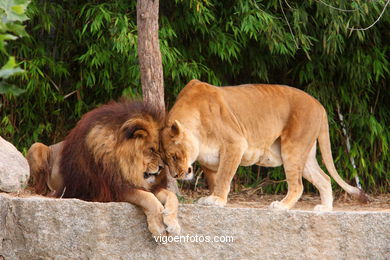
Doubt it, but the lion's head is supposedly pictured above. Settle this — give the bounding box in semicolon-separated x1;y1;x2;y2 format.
115;114;164;188
60;100;166;201
161;120;196;180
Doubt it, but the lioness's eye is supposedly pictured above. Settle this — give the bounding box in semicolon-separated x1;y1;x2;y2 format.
150;147;156;153
172;155;177;161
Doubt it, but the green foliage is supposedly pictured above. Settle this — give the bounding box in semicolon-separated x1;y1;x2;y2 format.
1;0;389;193
0;0;30;97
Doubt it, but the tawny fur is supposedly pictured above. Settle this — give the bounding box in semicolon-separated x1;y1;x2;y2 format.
26;142;63;195
161;79;368;211
26;100;181;236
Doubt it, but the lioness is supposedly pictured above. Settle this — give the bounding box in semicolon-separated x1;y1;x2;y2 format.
161;79;367;211
27;100;180;236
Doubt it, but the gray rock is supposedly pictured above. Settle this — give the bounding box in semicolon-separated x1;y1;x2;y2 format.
0;137;29;192
0;193;389;260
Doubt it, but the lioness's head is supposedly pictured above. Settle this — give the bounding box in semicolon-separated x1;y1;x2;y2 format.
161;120;197;180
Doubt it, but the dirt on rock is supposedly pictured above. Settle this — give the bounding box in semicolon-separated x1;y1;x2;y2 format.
180;188;390;212
7;187;390;212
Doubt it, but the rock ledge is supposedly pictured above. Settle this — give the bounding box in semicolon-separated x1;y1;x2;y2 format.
0;193;389;259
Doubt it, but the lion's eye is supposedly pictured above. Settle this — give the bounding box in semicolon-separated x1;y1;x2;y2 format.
172;155;177;161
150;147;156;153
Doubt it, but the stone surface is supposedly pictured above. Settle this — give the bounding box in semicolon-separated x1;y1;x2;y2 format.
0;137;29;192
0;193;389;260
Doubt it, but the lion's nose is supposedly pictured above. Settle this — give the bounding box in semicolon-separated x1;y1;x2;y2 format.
188;167;192;174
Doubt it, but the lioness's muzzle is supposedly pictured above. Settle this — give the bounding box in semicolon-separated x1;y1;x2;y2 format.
173;166;193;179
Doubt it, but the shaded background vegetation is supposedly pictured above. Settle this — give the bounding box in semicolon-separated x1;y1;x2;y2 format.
1;0;389;194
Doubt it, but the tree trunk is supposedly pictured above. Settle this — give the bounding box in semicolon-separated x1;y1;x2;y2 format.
137;0;164;112
136;0;179;194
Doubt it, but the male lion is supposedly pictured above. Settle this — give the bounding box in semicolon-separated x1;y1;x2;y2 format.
27;100;180;236
161;79;367;211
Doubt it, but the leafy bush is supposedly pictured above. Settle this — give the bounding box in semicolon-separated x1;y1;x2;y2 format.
0;0;30;97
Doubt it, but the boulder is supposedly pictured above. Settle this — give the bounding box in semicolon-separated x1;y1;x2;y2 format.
0;193;389;259
0;137;29;192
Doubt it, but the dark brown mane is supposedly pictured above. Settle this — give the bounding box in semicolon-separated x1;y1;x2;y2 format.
58;99;164;202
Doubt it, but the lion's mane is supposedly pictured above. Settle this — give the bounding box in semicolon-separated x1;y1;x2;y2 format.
58;100;165;202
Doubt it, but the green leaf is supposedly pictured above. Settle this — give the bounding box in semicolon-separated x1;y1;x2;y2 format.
11;5;25;15
0;0;30;22
4;22;27;37
0;81;26;96
0;33;18;41
0;67;24;78
0;56;24;78
1;56;17;69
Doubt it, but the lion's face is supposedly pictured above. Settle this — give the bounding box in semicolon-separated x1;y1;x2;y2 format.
161;120;196;180
87;114;164;190
116;115;164;188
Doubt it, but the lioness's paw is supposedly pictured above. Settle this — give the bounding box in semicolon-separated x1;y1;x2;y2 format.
197;195;227;207
269;201;289;211
314;204;333;212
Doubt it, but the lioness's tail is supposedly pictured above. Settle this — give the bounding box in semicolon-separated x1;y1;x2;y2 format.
317;111;368;203
26;142;52;195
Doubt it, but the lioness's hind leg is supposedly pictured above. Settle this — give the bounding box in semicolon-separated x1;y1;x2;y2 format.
270;160;304;210
269;145;308;210
270;118;319;210
303;143;333;211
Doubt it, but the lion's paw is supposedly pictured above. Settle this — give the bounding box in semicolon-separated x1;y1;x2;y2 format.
166;219;181;235
147;215;166;236
314;204;332;212
149;223;166;236
162;207;173;216
162;208;181;235
197;195;227;207
269;201;289;211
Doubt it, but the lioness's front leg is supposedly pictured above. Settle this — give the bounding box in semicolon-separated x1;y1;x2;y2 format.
123;188;165;236
198;142;246;207
201;166;217;193
154;187;181;235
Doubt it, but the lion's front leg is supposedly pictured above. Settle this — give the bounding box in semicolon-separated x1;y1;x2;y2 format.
198;142;246;207
154;187;181;235
122;188;166;236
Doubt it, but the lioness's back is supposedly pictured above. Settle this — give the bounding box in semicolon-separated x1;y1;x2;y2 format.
182;79;321;104
177;80;324;124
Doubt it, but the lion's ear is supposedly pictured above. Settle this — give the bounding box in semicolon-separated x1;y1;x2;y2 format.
126;127;148;139
171;120;183;138
123;119;149;139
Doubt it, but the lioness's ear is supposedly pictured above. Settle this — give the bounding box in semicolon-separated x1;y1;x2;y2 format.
122;119;149;139
171;120;183;138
